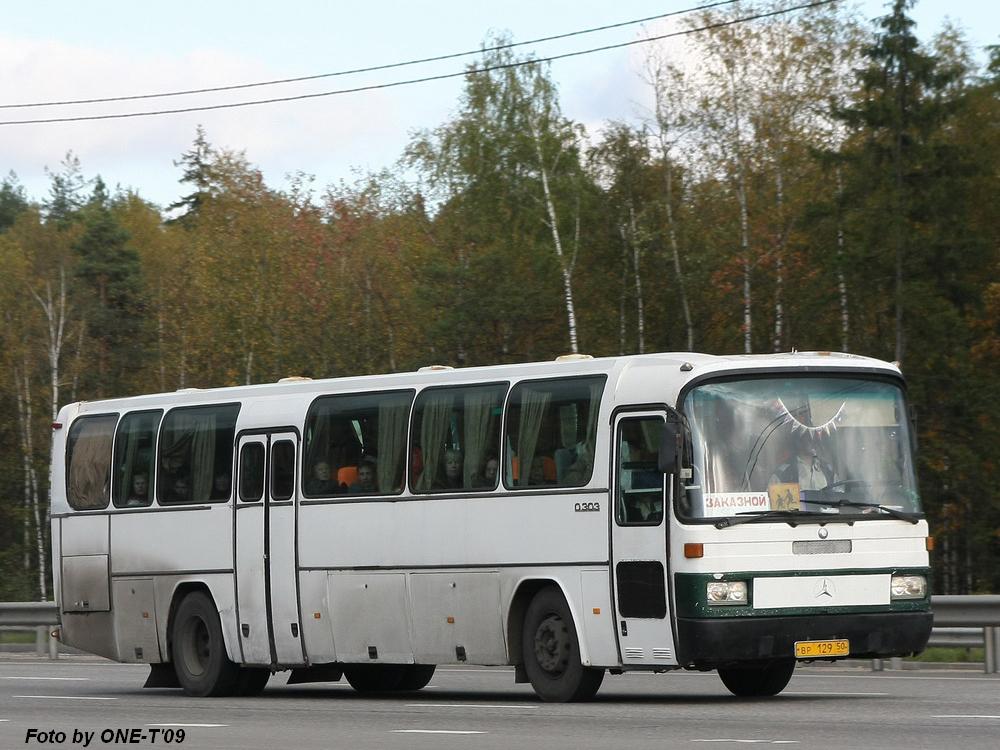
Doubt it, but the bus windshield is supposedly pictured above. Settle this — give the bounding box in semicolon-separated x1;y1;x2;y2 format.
679;376;922;522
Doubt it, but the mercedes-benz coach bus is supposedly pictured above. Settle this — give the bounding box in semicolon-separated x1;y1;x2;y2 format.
50;351;932;701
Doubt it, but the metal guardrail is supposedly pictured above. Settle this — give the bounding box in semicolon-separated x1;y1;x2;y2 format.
924;595;1000;674
1;597;999;669
0;601;59;627
927;595;1000;627
0;602;60;660
927;628;984;648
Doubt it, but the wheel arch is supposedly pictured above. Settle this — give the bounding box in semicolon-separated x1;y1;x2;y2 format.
164;581;241;665
506;576;591;666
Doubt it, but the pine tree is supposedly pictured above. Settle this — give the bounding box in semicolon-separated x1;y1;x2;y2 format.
43;152;86;229
168;125;216;224
0;172;29;232
73;178;145;397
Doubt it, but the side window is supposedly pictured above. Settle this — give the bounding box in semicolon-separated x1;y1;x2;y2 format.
271;441;295;501
303;390;414;497
504;376;606;489
410;383;507;493
66;414;118;510
239;443;265;502
113;410;162;508
616;416;665;525
158;404;240;505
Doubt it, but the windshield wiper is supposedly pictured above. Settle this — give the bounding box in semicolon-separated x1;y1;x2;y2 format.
804;497;921;524
715;510;818;529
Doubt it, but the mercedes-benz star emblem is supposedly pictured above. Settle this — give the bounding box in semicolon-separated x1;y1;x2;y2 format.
815;578;835;598
818;527;829;539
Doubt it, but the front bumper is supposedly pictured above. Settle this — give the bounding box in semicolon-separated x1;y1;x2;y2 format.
677;610;933;667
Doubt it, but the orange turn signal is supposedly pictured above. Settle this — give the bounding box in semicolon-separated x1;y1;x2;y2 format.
926;536;935;552
684;543;704;559
592;608;601;615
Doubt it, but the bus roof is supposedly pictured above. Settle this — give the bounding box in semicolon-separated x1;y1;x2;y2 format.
58;350;900;420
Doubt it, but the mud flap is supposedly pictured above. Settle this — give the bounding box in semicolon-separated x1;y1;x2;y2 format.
143;663;181;688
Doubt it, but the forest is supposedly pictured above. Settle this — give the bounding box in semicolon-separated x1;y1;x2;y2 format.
1;0;997;599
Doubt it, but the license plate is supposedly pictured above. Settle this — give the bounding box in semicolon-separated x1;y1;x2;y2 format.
794;639;849;658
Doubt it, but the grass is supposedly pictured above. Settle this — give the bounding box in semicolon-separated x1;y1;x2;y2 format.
0;628;44;645
906;647;985;663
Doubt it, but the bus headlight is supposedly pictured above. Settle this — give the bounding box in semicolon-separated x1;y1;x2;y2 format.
707;580;748;605
890;575;927;600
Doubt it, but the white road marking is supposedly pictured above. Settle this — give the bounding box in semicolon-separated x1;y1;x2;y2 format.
692;741;799;745
933;715;1000;720
147;724;229;728
406;704;538;709
438;667;512;673
393;730;486;735
784;691;888;696
795;673;1000;683
0;720;9;722
1;676;89;681
13;695;115;701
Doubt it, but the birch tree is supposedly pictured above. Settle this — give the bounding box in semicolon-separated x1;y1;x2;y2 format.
407;41;592;361
648;58;696;350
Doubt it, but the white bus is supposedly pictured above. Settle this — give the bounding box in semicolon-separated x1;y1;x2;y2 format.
50;352;932;701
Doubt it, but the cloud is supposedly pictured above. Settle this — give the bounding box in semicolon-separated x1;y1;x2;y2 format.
0;33;410;206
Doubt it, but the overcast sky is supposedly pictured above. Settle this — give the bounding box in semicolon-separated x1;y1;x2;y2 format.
2;1;996;209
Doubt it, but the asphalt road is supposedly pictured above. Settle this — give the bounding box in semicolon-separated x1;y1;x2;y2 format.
1;657;997;750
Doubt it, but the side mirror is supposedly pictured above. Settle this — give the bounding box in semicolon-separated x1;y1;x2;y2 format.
658;420;679;475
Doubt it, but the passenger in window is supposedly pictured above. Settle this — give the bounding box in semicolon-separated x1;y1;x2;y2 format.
562;442;594;486
436;449;464;490
528;456;549;486
481;455;499;487
168;476;191;503
630;494;662;523
350;459;377;493
126;474;150;507
307;460;341;495
161;452;184;491
211;472;231;500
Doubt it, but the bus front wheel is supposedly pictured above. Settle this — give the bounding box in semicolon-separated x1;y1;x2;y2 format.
171;591;240;697
718;659;795;697
522;586;604;702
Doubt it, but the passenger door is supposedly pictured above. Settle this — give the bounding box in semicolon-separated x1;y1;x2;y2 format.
234;430;305;667
610;411;677;666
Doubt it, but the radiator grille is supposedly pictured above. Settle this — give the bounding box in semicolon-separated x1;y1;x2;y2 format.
792;539;852;555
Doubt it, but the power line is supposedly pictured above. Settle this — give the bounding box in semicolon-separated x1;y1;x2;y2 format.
0;0;839;127
1;0;745;111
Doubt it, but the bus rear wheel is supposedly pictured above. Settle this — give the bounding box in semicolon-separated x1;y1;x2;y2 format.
171;591;240;697
718;659;795;697
397;665;436;691
343;664;405;693
522;586;604;702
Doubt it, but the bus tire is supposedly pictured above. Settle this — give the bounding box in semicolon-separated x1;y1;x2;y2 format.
396;664;436;691
343;664;405;693
234;667;271;696
171;591;240;697
718;659;795;697
522;586;604;702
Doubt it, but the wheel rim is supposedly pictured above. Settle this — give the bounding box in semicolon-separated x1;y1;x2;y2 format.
533;614;571;676
181;615;210;677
